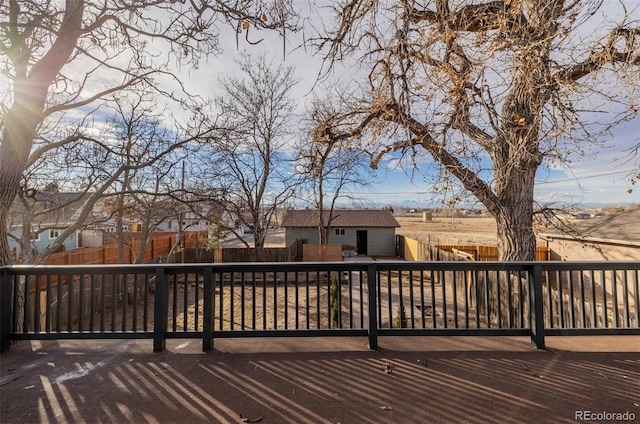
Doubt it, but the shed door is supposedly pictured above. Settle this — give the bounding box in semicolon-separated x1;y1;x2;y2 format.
356;230;368;255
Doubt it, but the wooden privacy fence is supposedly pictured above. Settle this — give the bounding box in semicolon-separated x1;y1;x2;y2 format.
171;240;350;264
302;244;343;261
396;235;551;326
176;247;290;263
396;235;550;262
44;231;208;265
436;244;550;261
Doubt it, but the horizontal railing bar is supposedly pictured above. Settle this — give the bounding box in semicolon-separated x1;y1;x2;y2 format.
377;329;531;337
4;261;639;275
544;328;640;336
12;333;153;340
209;329;369;338
165;333;203;339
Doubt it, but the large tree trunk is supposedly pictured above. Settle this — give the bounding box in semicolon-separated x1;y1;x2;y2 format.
0;1;84;266
495;204;537;262
0;116;35;266
491;115;541;261
492;137;541;261
491;37;546;261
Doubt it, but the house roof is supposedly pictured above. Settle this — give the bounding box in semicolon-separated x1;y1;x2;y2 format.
572;208;640;242
9;191;90;228
544;208;640;243
281;209;400;228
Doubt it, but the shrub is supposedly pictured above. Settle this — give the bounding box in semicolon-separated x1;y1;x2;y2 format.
395;302;408;328
329;275;340;329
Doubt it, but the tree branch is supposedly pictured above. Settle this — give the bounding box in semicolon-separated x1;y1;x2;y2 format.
371;102;502;214
409;1;517;32
558;26;640;82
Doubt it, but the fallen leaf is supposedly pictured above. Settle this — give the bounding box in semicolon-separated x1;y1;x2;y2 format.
240;414;263;423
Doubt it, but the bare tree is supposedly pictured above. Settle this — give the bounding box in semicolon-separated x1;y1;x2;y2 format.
0;0;298;266
212;52;298;248
98;91;187;264
295;92;374;244
314;0;640;260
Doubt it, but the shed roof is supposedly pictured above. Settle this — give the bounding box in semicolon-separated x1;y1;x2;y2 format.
281;209;400;228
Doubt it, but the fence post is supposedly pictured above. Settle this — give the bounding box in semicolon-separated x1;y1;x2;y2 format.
202;267;214;352
367;263;378;350
529;263;545;349
1;268;12;353
153;267;168;352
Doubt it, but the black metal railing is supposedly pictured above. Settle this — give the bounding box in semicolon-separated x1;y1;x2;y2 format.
1;261;638;353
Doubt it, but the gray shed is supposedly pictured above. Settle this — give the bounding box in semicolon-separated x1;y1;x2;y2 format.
281;209;400;257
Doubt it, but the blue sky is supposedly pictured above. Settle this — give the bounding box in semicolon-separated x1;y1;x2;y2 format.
364;143;640;208
360;159;639;209
333;116;639;208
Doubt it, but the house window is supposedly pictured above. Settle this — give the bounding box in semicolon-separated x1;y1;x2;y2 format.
49;229;60;239
31;232;41;241
334;228;345;236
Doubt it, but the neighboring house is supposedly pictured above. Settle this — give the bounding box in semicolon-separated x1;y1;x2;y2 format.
541;208;640;261
79;220;139;247
156;201;235;234
80;198;235;248
8;191;89;258
156;212;210;233
281;209;400;257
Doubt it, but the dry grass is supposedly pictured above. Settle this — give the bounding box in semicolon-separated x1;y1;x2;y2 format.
173;284;338;331
395;214;498;246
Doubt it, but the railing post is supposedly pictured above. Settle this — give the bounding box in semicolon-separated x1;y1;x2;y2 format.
367;263;378;350
529;263;545;349
1;267;12;353
202;267;214;352
153;267;168;352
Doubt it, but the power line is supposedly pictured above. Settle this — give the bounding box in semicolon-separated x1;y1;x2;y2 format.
536;169;635;185
329;168;636;196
